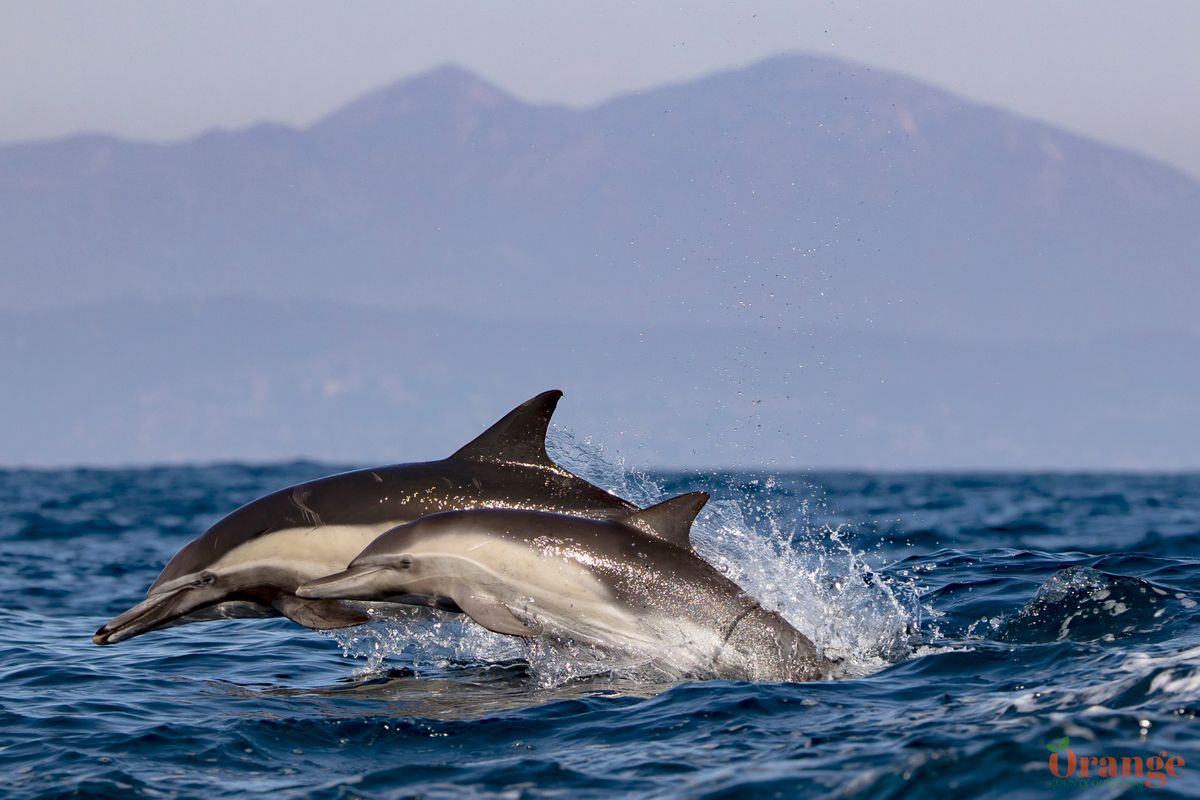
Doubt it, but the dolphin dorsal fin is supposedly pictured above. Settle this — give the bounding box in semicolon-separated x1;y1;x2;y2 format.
450;390;563;468
620;492;709;549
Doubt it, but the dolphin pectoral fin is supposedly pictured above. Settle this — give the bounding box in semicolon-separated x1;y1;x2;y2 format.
450;390;563;468
274;595;370;630
456;596;537;637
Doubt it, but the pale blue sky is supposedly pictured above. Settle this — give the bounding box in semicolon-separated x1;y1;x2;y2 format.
3;1;1199;178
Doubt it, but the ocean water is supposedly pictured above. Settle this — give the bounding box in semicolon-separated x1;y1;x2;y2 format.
2;458;1198;798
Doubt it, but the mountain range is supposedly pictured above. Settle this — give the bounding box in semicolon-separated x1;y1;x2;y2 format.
2;54;1197;468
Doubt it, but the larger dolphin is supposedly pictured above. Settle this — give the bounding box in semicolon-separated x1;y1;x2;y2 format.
298;494;831;682
94;391;638;645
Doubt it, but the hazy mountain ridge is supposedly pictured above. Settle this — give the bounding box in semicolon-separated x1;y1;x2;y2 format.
3;54;1198;467
3;54;1198;339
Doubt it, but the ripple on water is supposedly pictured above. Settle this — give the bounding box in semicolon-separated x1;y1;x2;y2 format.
2;462;1200;798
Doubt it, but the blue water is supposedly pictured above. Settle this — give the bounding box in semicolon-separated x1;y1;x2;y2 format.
2;462;1199;798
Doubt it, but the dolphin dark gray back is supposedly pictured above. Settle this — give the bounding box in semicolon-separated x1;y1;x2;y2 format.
148;390;638;591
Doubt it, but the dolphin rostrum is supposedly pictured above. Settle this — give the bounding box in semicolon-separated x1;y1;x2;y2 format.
297;493;831;682
94;390;639;645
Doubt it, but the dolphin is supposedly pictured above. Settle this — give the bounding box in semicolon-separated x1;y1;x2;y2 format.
297;494;831;682
94;390;639;645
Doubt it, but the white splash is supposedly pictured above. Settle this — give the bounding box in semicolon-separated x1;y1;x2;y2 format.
545;425;664;508
329;610;520;677
691;481;919;679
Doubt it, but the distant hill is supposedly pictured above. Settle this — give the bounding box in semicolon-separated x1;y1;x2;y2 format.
3;54;1197;341
1;55;1198;468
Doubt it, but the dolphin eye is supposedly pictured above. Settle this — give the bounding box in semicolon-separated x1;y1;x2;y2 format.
396;555;414;570
197;572;216;586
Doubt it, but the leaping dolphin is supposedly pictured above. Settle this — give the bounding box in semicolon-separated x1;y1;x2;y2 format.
94;391;639;645
297;494;831;682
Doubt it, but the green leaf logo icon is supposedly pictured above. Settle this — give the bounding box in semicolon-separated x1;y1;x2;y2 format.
1046;736;1070;753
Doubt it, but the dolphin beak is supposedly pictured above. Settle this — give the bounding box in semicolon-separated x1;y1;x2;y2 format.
297;566;387;600
93;588;190;645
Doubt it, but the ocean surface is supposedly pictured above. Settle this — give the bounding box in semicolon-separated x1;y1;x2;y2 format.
2;455;1198;798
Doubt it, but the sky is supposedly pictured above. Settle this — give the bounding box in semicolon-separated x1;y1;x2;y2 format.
2;1;1200;179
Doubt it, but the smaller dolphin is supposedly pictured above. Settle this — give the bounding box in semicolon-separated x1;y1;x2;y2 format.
298;494;830;682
